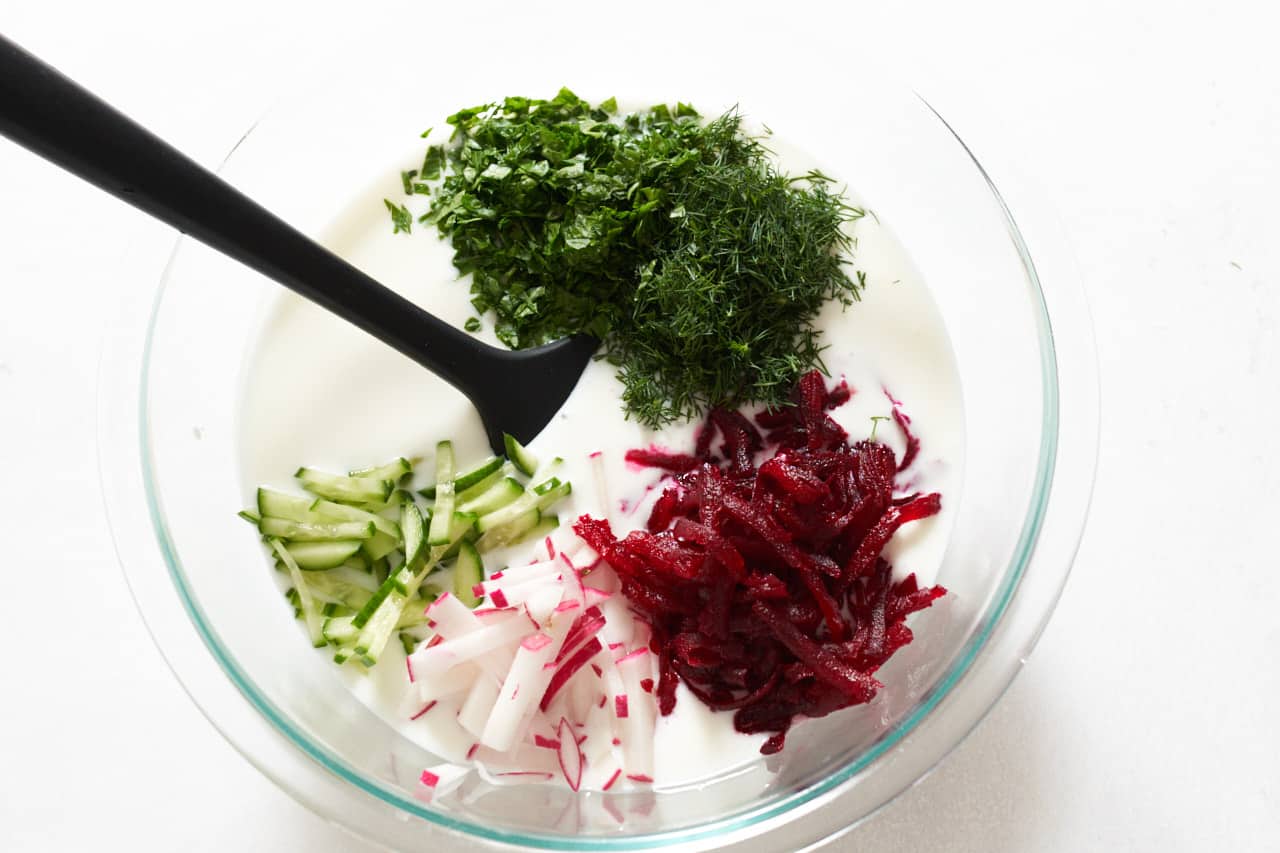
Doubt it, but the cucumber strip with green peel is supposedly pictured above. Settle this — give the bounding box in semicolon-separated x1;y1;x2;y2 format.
347;457;413;482
295;467;394;504
475;492;537;534
475;480;569;534
476;508;543;553
453;540;485;606
238;509;261;526
354;594;406;665
320;601;354;618
352;532;463;664
258;489;401;538
333;644;356;665
259;517;375;542
352;569;400;629
420;455;502;499
284;539;364;570
439;511;480;561
456;463;514;503
458;476;524;516
512;513;560;546
426;441;456;546
401;501;427;566
323;614;359;646
269;538;325;647
312;500;399;539
391;563;416;596
257;488;315;520
338;554;370;573
504;433;538;476
304;568;380;610
395;599;434;629
531;477;561;496
361;530;400;562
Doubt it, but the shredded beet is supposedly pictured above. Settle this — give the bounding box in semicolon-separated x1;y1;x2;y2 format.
573;370;945;754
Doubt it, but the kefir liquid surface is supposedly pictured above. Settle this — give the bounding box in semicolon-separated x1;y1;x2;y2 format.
238;149;965;791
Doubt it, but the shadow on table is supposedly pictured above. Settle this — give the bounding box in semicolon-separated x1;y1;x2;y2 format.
828;675;1059;853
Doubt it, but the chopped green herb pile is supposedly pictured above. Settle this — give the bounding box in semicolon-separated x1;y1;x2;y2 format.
393;88;865;427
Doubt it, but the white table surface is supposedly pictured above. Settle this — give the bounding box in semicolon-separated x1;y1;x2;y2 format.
2;1;1277;850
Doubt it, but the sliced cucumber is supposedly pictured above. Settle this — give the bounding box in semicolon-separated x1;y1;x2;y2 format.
304;567;380;609
504;433;539;476
475;479;569;535
338;553;370;573
320;601;353;618
238;509;261;526
259;517;374;542
312;499;399;539
351;569;400;629
258;488;400;538
269;538;325;648
295;467;393;504
284;539;364;571
438;511;480;561
456;462;514;503
401;501;426;566
513;513;560;546
452;540;484;607
426;440;455;546
532;476;561;496
476;508;542;553
396;598;434;629
348;457;412;483
353;593;406;665
361;529;400;562
420;455;502;500
257;488;314;520
322;614;359;646
458;476;524;516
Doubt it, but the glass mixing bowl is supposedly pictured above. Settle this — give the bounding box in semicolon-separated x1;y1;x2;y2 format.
98;71;1098;851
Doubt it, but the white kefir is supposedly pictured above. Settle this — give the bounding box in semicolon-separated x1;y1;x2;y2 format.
238;142;964;791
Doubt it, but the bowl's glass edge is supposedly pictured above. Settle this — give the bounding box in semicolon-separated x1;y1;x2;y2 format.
99;89;1096;851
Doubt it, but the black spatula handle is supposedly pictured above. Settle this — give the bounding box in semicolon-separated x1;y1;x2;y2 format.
0;34;488;391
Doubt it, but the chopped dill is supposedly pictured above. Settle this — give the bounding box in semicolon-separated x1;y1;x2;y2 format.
397;88;866;427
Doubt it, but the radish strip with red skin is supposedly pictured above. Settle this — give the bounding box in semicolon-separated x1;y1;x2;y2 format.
409;616;530;681
556;717;585;791
479;616;574;752
616;647;656;780
539;637;604;711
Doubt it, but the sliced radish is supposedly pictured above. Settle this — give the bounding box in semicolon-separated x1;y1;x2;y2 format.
409;616;529;681
409;700;438;721
479;621;567;751
524;584;564;626
413;663;478;704
457;677;501;737
616;646;656;780
540;636;604;711
557;717;584;792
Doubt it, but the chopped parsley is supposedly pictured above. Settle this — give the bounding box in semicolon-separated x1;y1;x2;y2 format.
396;88;865;427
